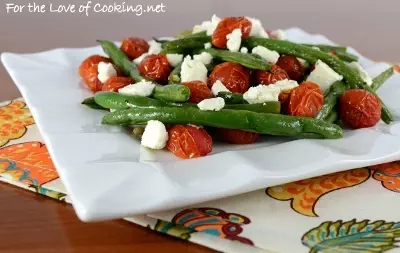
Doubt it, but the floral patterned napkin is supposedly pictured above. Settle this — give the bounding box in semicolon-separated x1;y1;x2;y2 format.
1;93;400;253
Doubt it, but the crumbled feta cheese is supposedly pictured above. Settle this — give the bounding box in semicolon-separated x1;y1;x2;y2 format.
270;29;285;40
306;60;343;92
197;97;225;111
296;58;308;68
193;52;213;65
211;80;230;96
243;85;281;104
240;47;248;54
272;79;299;92
133;40;162;65
97;62;117;83
204;42;212;49
252;46;280;64
166;54;183;67
141;120;168;150
192;14;221;36
226;28;242;52
348;62;373;86
246;17;269;38
118;80;156;97
157;37;176;41
180;56;208;83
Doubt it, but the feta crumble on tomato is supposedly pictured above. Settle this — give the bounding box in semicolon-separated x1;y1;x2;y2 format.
273;79;299;92
197;97;225;111
296;57;308;68
204;42;212;49
193;14;221;36
306;60;343;92
243;85;281;104
118;80;156;97
246;17;269;38
240;47;248;54
97;62;117;83
133;40;162;65
270;29;285;40
166;54;183;67
180;56;208;83
226;28;242;52
193;52;213;65
141;120;168;150
252;46;280;64
348;62;373;86
211;80;230;96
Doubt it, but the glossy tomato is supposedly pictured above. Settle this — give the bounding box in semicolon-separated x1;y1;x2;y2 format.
138;54;172;84
81;64;103;92
288;81;323;117
167;125;212;159
181;81;212;103
102;77;133;92
79;55;110;79
278;91;292;114
212;17;252;48
339;89;381;129
208;62;250;94
120;37;149;60
217;128;260;144
276;55;305;82
252;65;289;86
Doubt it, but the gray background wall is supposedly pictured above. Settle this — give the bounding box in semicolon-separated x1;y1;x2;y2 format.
1;0;399;100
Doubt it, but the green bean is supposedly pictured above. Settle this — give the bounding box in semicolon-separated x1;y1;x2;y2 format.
325;111;338;124
97;40;143;83
81;97;107;110
217;92;247;104
315;81;348;120
132;127;145;137
177;31;207;39
202;48;270;70
242;37;393;124
102;106;343;139
176;30;193;39
371;67;394;92
302;44;347;53
334;51;358;63
153;84;190;102
162;36;211;54
168;63;182;84
94;92;280;113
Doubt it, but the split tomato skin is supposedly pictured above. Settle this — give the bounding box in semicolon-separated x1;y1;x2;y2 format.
138;54;172;84
181;81;213;103
212;17;252;48
288;81;324;118
120;37;149;60
101;77;133;92
217;128;260;144
81;64;103;92
276;55;305;82
339;89;381;129
167;125;213;159
252;65;289;86
208;62;250;94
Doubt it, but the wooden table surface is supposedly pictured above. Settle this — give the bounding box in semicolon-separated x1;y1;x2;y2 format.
1;1;399;252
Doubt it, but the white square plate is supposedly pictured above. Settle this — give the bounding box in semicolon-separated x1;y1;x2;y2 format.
2;28;400;222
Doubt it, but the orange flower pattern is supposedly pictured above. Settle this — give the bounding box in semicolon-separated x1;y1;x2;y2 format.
0;100;34;147
0;142;58;186
370;162;400;193
266;169;371;216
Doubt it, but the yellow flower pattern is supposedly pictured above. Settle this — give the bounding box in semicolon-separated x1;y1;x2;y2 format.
0;100;34;147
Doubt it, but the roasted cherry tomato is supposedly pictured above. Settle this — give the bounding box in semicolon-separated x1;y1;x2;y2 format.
276;55;305;82
212;17;252;48
181;81;212;103
138;54;172;84
81;64;103;92
252;65;289;86
339;89;381;129
79;55;110;79
217;128;260;144
102;77;133;92
208;62;250;94
288;81;323;117
167;125;213;159
278;91;292;114
120;37;149;60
